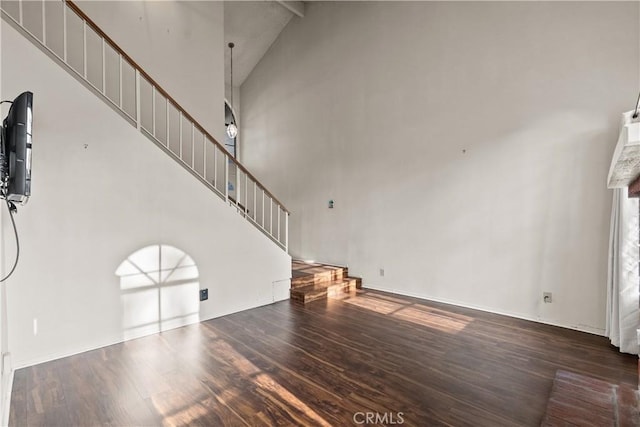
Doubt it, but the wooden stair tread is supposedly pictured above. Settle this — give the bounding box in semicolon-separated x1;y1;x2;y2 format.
291;279;357;292
291;263;348;290
292;268;344;279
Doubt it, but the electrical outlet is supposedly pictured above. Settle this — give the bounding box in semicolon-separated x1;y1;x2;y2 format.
199;289;208;301
379;268;385;277
543;292;552;303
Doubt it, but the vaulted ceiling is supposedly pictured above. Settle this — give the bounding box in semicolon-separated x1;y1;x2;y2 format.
224;1;304;87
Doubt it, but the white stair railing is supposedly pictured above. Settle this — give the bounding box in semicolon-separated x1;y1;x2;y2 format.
1;0;289;251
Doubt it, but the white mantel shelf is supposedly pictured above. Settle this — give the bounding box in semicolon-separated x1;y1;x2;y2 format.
608;111;640;189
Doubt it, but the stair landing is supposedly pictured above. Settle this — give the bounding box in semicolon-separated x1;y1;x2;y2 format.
291;260;362;304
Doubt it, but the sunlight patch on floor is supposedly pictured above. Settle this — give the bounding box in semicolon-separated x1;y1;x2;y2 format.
254;373;332;427
214;339;332;427
392;306;471;333
160;400;211;426
149;327;332;427
343;294;405;314
343;292;474;334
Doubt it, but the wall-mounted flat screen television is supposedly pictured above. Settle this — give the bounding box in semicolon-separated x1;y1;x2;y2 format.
2;91;33;204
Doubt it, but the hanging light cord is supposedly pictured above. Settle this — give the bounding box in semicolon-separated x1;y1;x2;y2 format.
229;42;235;115
633;91;640;119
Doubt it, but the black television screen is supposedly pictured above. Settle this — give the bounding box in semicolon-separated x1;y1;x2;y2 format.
2;91;32;205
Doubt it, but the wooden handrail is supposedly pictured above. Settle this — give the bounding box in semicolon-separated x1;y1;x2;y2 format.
66;1;289;214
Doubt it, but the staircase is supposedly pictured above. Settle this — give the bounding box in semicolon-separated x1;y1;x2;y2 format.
0;0;288;251
290;260;362;304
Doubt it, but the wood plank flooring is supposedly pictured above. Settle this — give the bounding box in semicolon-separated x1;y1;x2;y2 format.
9;289;638;426
540;370;639;425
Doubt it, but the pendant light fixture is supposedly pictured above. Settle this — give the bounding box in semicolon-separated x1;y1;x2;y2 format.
226;42;238;139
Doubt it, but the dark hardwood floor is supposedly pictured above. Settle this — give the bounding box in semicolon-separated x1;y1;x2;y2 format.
9;289;637;426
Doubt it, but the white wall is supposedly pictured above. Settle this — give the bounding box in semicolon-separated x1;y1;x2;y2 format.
1;21;290;369
241;1;640;334
76;0;225;142
0;18;9;426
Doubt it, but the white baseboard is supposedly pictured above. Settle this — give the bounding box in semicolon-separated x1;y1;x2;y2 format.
362;284;605;337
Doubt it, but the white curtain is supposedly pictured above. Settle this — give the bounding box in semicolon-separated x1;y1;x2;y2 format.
606;188;640;354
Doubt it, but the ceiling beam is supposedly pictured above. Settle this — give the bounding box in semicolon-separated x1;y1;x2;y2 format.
276;1;304;18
